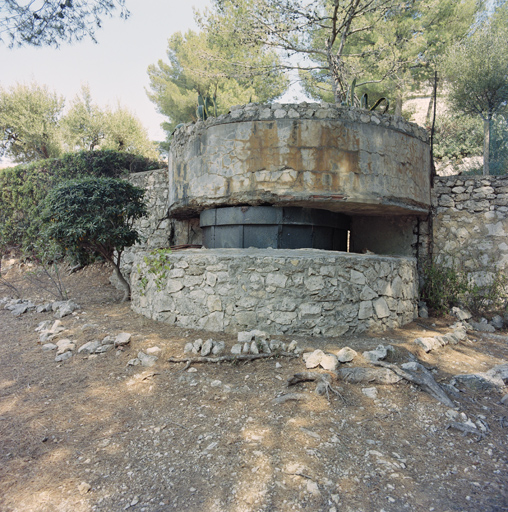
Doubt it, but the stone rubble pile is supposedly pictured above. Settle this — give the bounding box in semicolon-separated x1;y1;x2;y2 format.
1;297;79;318
184;338;226;357
230;330;301;356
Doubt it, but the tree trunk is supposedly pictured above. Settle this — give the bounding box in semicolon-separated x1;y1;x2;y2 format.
113;262;130;302
394;95;403;117
483;118;490;176
425;97;433;126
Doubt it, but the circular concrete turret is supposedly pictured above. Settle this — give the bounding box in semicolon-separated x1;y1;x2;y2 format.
169;103;431;219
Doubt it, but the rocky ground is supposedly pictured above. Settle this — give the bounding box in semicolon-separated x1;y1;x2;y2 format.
1;259;508;512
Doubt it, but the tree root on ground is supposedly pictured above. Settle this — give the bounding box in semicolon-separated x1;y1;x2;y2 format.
371;360;457;409
287;372;348;403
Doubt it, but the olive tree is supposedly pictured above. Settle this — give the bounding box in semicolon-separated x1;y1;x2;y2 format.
443;4;508;175
41;177;147;301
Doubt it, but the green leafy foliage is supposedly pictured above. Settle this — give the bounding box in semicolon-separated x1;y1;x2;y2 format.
0;150;162;254
0;82;64;163
141;249;172;292
146;29;287;134
40;177;147;301
442;2;508;174
420;261;469;315
433;112;484;161
421;260;508;316
1;82;159;164
41;177;146;259
0;0;129;48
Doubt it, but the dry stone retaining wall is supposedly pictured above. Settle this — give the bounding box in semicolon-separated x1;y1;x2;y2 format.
130;248;417;336
432;175;508;283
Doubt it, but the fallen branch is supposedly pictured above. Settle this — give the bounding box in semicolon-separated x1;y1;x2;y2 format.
372;360;456;409
446;422;485;441
168;351;298;366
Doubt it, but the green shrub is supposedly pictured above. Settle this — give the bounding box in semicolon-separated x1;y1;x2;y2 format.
421;260;508;316
433;112;483;161
420;261;469;315
40;177;147;301
0;149;162;255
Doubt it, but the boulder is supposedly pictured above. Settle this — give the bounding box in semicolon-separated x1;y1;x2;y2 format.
303;349;325;369
336;346;357;362
114;332;132;347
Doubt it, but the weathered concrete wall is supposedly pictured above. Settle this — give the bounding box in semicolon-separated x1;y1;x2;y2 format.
170;103;431;218
131;248;418;336
432;175;508;284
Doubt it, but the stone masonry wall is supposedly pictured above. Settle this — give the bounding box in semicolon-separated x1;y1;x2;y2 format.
119;169;201;281
119;169;171;278
130;248;418;336
432;175;508;284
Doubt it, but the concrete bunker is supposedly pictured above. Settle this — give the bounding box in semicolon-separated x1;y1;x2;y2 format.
130;103;432;335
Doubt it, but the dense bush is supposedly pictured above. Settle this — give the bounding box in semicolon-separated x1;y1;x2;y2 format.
41;177;147;301
0;149;163;254
421;260;508;316
433;112;483;161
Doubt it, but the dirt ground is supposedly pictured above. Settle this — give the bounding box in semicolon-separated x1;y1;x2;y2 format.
1;260;508;512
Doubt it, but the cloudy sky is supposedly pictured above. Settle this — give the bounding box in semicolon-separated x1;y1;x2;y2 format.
1;0;212;144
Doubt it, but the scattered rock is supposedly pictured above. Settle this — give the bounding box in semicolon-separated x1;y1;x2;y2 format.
287;340;298;353
320;353;339;371
238;331;254;343
362;344;392;363
490;315;504;330
362;387;378;399
78;482;91;495
469;321;496;333
56;338;76;355
192;339;203;354
11;304;28;317
53;300;79;318
184;342;194;353
35;320;52;332
55;351;73;362
146;346;162;356
336;346;357;362
211;340;225;355
451;372;505;391
201;338;213;356
250;341;260;355
42;343;57;351
127;358;141;366
303;349;325;369
36;303;53;313
451;307;472;321
231;344;242;355
95;344;114;354
138;351;158;367
306;480;321;497
115;332;132;347
414;337;441;352
418;301;429;319
78;340;102;354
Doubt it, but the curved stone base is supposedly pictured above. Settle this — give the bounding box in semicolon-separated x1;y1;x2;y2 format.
131;249;418;337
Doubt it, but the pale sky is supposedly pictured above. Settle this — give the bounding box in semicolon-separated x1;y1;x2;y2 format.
0;0;212;144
